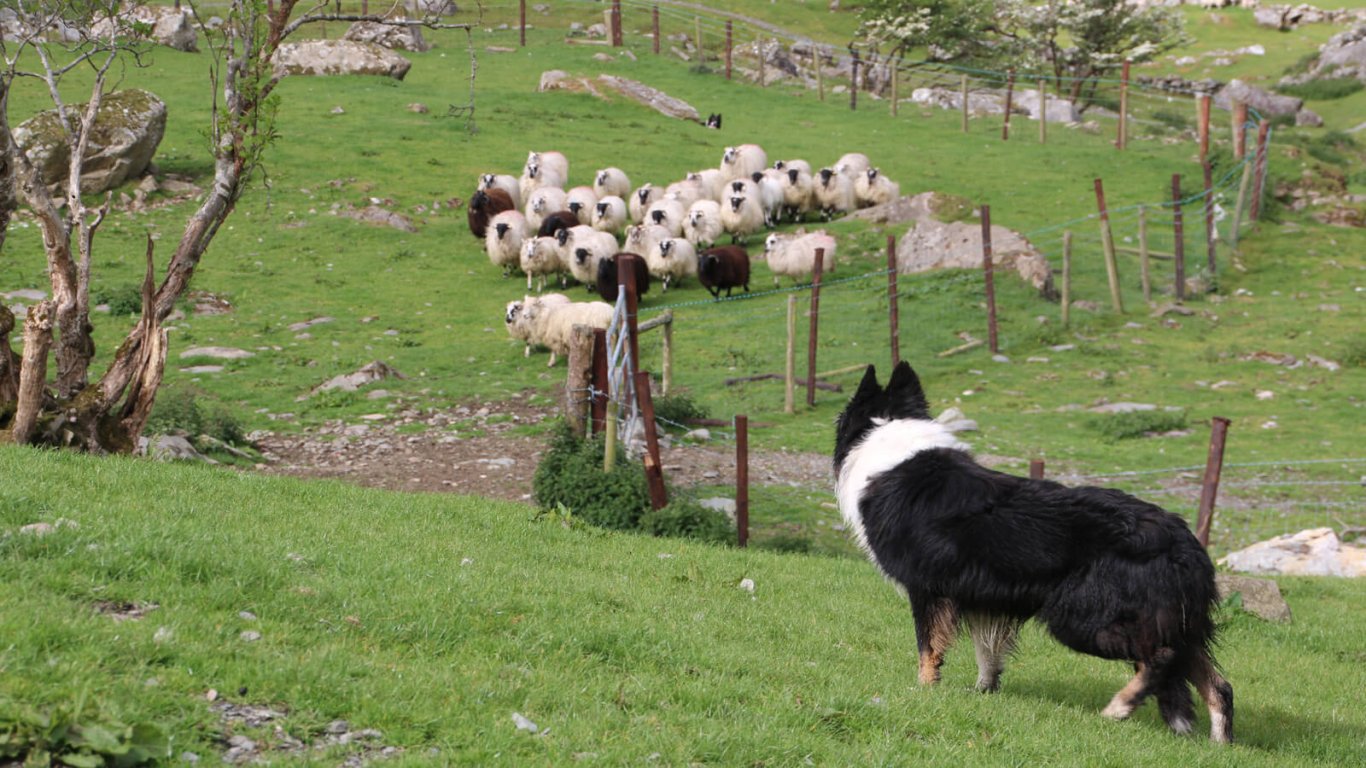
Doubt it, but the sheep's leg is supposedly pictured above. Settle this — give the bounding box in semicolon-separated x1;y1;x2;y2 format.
546;351;558;368
524;344;531;358
526;272;533;291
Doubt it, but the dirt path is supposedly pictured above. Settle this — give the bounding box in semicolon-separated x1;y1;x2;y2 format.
254;399;833;503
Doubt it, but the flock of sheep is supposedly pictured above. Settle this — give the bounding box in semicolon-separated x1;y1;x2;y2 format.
479;145;901;366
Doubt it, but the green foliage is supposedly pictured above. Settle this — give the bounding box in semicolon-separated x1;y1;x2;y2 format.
1089;409;1188;441
1341;336;1366;369
653;393;710;427
144;385;247;445
1276;78;1364;102
532;424;651;531
0;699;167;767
756;533;814;555
640;500;734;545
1149;109;1191;131
1282;51;1320;78
91;284;144;317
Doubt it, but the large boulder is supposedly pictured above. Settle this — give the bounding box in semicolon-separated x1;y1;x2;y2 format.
92;5;198;52
1013;88;1081;124
1316;25;1366;81
538;71;700;122
1213;79;1303;117
911;86;1016;116
896;216;1056;298
402;0;457;15
343;20;429;52
1219;528;1366;577
12;89;166;196
274;40;412;80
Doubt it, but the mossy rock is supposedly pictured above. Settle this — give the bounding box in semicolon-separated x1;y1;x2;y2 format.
12;89;167;196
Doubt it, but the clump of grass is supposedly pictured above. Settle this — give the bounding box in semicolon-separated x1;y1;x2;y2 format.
1089;409;1188;441
1282;51;1320;77
1341;336;1366;369
145;385;248;445
91;284;144;316
1276;78;1364;101
1150;109;1192;131
640;500;733;544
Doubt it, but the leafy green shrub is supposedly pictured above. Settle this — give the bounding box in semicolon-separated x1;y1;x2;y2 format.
533;424;651;531
757;533;814;555
640;500;734;545
0;699;167;767
653;393;709;428
91;284;144;316
1276;78;1363;101
145;385;247;445
1089;409;1188;441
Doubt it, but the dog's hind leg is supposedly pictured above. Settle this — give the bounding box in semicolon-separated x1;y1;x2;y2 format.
1101;662;1155;721
911;595;958;686
1190;650;1235;744
965;613;1019;692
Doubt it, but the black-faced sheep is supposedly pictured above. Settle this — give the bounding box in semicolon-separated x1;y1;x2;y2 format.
485;209;528;276
814;168;856;220
593;167;631;200
566;186;599;226
780;166;815;222
624;223;671;261
763;230;837;285
720;192;765;244
774;158;812;177
646;198;687;237
479;173;522;208
592;196;628;235
721;144;768;182
468;188;515;239
560;226;619;286
537;210;580;240
520;150;568;195
525;186;568;232
597;253;652;303
629;184;662;224
684;200;723;248
698;245;751;299
646;237;698;292
855;167;901;208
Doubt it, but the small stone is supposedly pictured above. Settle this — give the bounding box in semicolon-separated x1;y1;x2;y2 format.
701;470;720;480
326;720;350;735
1026;356;1050;364
738;578;755;593
1050;344;1075;352
407;102;429;114
991;354;1009;363
511;712;539;733
330;105;345;114
227;735;256;750
19;522;55;537
683;428;710;442
154;626;173;644
1255;390;1274;400
180;752;201;763
239;610;257;621
240;630;262;642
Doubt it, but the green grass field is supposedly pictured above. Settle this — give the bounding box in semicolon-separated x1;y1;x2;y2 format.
3;446;1365;765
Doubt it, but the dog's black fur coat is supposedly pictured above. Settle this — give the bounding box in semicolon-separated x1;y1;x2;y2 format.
834;362;1233;742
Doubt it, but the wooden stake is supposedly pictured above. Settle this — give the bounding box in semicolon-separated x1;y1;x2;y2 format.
1251;119;1270;221
1093;178;1125;314
1203;160;1217;282
1117;59;1130;150
1198;93;1212;161
519;0;526;47
1138;205;1152;304
652;5;660;55
960;74;969;133
1195;417;1232;549
1029;459;1045;480
634;370;668;511
1061;231;1072;327
725;20;732;80
785;295;796;415
1232;101;1248;159
1038;79;1047;144
891;60;899;117
1230;160;1253;248
816;46;824;101
1001;69;1015;141
591;328;608;435
611;0;623;47
603;399;617;472
887;234;900;368
807;249;825;408
850;55;860;111
565;324;594;438
1173;174;1186;302
981;206;999;353
661;316;673;396
8;301;53;445
736;414;749;548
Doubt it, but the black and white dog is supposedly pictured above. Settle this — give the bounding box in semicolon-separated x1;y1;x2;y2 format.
834;362;1234;743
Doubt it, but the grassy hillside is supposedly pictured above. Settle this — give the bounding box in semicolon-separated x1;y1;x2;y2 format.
3;446;1365;765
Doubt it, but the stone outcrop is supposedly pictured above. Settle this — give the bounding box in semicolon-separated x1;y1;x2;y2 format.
539;71;700;122
1212;79;1303;117
1220;528;1366;577
92;5;197;52
895;209;1057;298
275;40;412;80
12;89;166;196
343;20;429;52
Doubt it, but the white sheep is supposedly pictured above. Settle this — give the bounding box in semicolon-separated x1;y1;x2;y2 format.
720;143;768;182
834;152;870;180
520;150;568;195
479;172;521;208
524;186;568;232
683;199;723;248
593;167;631;200
720;192;765;244
528;298;615;367
645;237;698;292
855;167;901;208
813;168;856;220
566;185;599;226
562;226;619;286
520;235;566;292
686;168;726;202
506;292;570;357
628;183;662;224
752;169;785;227
773;158;812;177
779;165;815;222
764;230;837;285
646;198;687;237
485;209;528;276
663;179;704;211
592;195;628;234
624;222;671;259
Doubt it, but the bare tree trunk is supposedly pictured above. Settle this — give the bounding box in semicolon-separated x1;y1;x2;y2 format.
0;304;20;406
6;301;53;445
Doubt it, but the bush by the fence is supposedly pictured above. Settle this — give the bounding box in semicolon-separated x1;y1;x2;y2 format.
653;392;709;428
533;424;652;531
1089;409;1189;441
640;500;733;545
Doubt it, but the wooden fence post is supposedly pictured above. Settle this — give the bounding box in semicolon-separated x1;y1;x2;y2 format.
591;328;608;435
1029;459;1044;480
565;324;594;438
1061;231;1072;327
887;235;900;368
785;295;796;415
1232;101;1248;159
1195;417;1231;549
1001;69;1015;141
1117;59;1130;150
981;206;999;354
611;0;623;47
891;60;899;117
1038;79;1047;144
1230;160;1254;248
1093;178;1125;314
1198;93;1212;161
634;371;668;510
620;253;640;379
806;249;825;408
1138;205;1152;304
1203;161;1217;283
1251;119;1270;221
960;74;969;133
816;46;825;101
652;5;660;55
725;20;732;80
603;401;617;472
519;0;526;47
850;54;860;111
1173;174;1186;302
661;316;673;396
736;414;749;548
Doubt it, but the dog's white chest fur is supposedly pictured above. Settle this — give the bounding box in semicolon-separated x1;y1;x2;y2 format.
836;418;969;563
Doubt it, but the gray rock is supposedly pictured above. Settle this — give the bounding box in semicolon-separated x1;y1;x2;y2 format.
180;346;254;360
343;20;430;52
12;89;166;196
1219;528;1366;577
274;40;412;80
239;630;261;642
146;435;214;463
92;6;197;52
1216;574;1292;623
1013;89;1081;123
338;204;417;232
180;365;225;374
897;218;1056;298
326;720;351;735
1213;79;1303;117
1295;108;1324;127
683;428;710;442
1087;402;1156;414
309;360;406;396
1;288;47;302
698;497;737;521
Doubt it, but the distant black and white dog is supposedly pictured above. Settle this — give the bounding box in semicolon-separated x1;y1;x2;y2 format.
834;362;1234;743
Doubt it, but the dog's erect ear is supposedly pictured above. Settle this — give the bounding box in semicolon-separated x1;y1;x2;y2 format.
854;364;880;400
886;361;931;419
